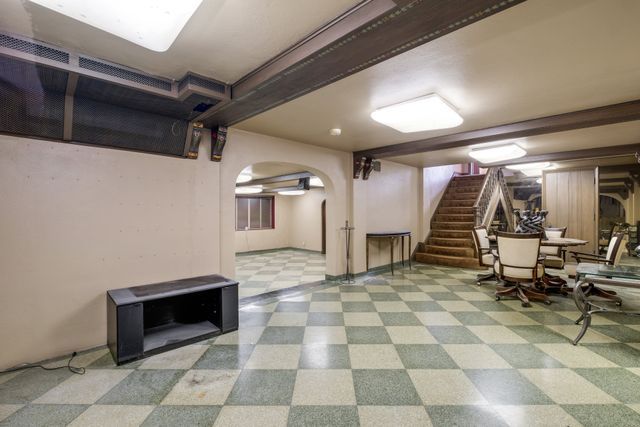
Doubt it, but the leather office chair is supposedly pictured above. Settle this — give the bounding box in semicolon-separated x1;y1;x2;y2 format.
541;227;567;269
567;232;625;305
472;226;497;286
494;231;551;307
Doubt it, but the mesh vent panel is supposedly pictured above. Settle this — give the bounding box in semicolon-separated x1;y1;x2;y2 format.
0;58;66;139
75;77;218;120
79;57;172;91
0;34;69;63
178;74;226;94
73;97;187;156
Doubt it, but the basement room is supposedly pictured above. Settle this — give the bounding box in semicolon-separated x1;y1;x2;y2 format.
1;1;640;426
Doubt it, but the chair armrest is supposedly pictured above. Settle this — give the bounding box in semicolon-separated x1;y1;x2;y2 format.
569;251;607;263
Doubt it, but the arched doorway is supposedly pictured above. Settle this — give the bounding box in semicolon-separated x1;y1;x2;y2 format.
233;162;329;298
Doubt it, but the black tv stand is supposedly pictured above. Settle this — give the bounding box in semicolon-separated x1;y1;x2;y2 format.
107;275;238;365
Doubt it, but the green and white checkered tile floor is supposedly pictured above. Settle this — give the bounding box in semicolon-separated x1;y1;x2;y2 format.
2;263;640;426
236;249;326;298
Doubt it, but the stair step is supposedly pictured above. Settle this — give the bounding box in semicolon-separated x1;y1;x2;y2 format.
452;175;485;182
424;245;475;257
427;237;474;248
431;229;473;239
432;221;475;231
415;253;482;269
437;207;475;215
448;185;482;194
443;192;478;200
441;199;475;208
434;213;475;222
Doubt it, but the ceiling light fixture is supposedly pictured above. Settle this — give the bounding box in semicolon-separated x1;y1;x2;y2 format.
329;128;342;136
309;177;324;187
370;94;463;133
235;186;262;195
278;190;305;196
506;162;551;171
536;178;543;184
468;144;526;164
236;173;252;184
29;0;203;52
521;169;544;177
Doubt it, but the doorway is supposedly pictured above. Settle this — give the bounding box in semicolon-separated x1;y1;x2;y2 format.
234;162;328;298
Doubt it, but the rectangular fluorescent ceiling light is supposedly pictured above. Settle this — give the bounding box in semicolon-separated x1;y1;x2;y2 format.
468;144;526;164
370;94;463;133
506;162;551;170
29;0;203;52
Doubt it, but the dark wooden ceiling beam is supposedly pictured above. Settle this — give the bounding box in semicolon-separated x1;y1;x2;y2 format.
236;171;312;187
491;142;640;167
355;100;640;160
197;0;526;127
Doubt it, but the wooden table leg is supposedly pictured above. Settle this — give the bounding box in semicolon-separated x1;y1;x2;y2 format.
409;234;412;270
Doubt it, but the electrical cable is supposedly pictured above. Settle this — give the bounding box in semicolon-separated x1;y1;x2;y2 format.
0;352;85;375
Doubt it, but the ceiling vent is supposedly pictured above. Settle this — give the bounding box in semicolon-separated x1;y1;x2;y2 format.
0;31;230;157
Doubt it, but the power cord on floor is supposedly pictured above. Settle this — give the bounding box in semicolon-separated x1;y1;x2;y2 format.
0;351;86;375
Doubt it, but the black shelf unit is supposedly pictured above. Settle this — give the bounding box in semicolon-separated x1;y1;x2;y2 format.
107;275;238;365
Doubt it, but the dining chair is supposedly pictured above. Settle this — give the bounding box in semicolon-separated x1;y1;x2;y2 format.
567;232;625;305
472;226;497;286
493;231;551;307
541;227;567;269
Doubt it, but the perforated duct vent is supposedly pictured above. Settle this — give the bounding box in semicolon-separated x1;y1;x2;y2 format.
0;33;69;63
0;31;230;157
79;57;172;91
178;73;227;95
0;56;66;139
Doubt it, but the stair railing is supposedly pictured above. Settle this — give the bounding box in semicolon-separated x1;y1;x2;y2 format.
497;168;515;231
473;168;499;226
473;167;516;231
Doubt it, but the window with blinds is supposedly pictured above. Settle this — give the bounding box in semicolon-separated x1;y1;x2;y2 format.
236;196;274;230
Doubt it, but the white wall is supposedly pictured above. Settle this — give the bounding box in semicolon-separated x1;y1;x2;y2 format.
352;160;420;271
289;188;326;252
234;195;291;252
421;164;464;238
0;133;221;370
0;128;422;369
233;188;326;253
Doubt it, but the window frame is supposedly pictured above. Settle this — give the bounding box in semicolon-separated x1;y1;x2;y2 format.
235;195;275;231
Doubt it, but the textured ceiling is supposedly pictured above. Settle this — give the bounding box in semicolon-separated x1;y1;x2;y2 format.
235;0;640;165
0;0;361;83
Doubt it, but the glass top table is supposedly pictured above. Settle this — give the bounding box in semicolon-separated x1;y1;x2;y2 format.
571;262;640;345
575;263;640;281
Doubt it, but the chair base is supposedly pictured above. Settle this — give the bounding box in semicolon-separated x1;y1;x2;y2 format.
495;282;551;307
476;270;497;286
536;273;570;296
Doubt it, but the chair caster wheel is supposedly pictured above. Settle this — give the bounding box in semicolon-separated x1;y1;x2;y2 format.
616;302;622;307
476;282;481;286
495;296;501;301
544;300;552;305
522;302;531;308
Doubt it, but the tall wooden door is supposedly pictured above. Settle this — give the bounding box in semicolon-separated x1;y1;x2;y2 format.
542;167;598;254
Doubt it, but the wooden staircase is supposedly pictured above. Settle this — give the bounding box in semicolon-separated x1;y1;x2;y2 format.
416;174;485;269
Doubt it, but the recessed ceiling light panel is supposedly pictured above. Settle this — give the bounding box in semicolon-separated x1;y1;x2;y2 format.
278;190;305;196
235;186;262;195
236;173;252;183
29;0;203;52
370;94;463;133
468;144;526;164
506;162;551;170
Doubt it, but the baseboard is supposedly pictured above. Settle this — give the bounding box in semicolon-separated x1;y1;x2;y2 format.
236;247;323;256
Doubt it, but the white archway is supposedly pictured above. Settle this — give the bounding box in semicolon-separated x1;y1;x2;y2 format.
219;129;350;280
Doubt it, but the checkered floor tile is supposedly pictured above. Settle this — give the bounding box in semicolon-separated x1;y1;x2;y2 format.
2;263;640;426
236;249;326;298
